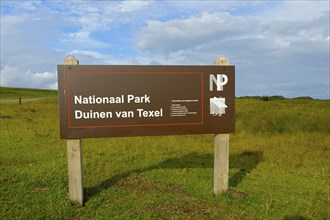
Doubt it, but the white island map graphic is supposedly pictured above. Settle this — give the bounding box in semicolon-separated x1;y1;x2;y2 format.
210;97;227;116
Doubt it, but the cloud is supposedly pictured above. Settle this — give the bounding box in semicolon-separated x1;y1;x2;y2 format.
116;1;150;12
0;4;65;90
55;1;153;48
136;12;260;56
136;9;329;57
63;31;108;48
1;6;65;66
1;66;57;90
134;5;329;98
259;1;329;21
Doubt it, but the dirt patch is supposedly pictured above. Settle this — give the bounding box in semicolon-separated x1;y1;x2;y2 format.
183;202;222;218
32;185;49;192
228;187;248;199
164;184;197;201
115;175;160;194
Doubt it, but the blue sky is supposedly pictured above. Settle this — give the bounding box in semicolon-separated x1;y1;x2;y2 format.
1;0;329;99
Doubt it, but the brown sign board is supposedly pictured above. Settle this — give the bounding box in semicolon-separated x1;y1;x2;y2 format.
57;65;235;139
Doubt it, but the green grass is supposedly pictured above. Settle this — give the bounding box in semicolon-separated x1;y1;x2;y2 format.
0;87;57;100
0;89;329;219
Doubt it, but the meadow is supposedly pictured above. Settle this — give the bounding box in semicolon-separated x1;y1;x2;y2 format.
0;87;329;219
0;87;57;100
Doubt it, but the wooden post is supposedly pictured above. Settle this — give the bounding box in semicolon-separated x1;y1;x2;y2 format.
214;56;230;195
64;55;84;205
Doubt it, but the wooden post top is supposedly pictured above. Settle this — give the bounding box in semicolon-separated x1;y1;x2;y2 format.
64;55;79;65
214;56;230;65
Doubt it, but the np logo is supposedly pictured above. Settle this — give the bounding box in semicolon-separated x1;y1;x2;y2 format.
210;97;227;116
209;74;228;91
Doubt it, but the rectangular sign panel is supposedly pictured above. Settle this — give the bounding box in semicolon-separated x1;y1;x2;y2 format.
57;65;235;139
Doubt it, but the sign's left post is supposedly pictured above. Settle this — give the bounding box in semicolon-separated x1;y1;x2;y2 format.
64;55;84;205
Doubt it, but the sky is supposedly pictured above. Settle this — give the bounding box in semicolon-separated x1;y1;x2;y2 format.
1;0;329;99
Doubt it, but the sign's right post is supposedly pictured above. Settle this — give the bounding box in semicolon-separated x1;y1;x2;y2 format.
213;56;230;195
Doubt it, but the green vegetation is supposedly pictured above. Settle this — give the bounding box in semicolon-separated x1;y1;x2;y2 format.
0;88;329;219
0;87;57;100
237;95;315;101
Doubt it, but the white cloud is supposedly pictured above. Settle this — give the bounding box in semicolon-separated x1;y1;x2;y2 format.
134;5;329;98
116;1;150;12
259;1;329;22
64;31;108;48
0;66;18;86
136;8;329;57
136;12;259;56
57;1;153;48
68;49;113;64
0;66;57;89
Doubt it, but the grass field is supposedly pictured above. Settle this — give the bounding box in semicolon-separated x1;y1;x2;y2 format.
0;87;329;219
0;87;57;100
